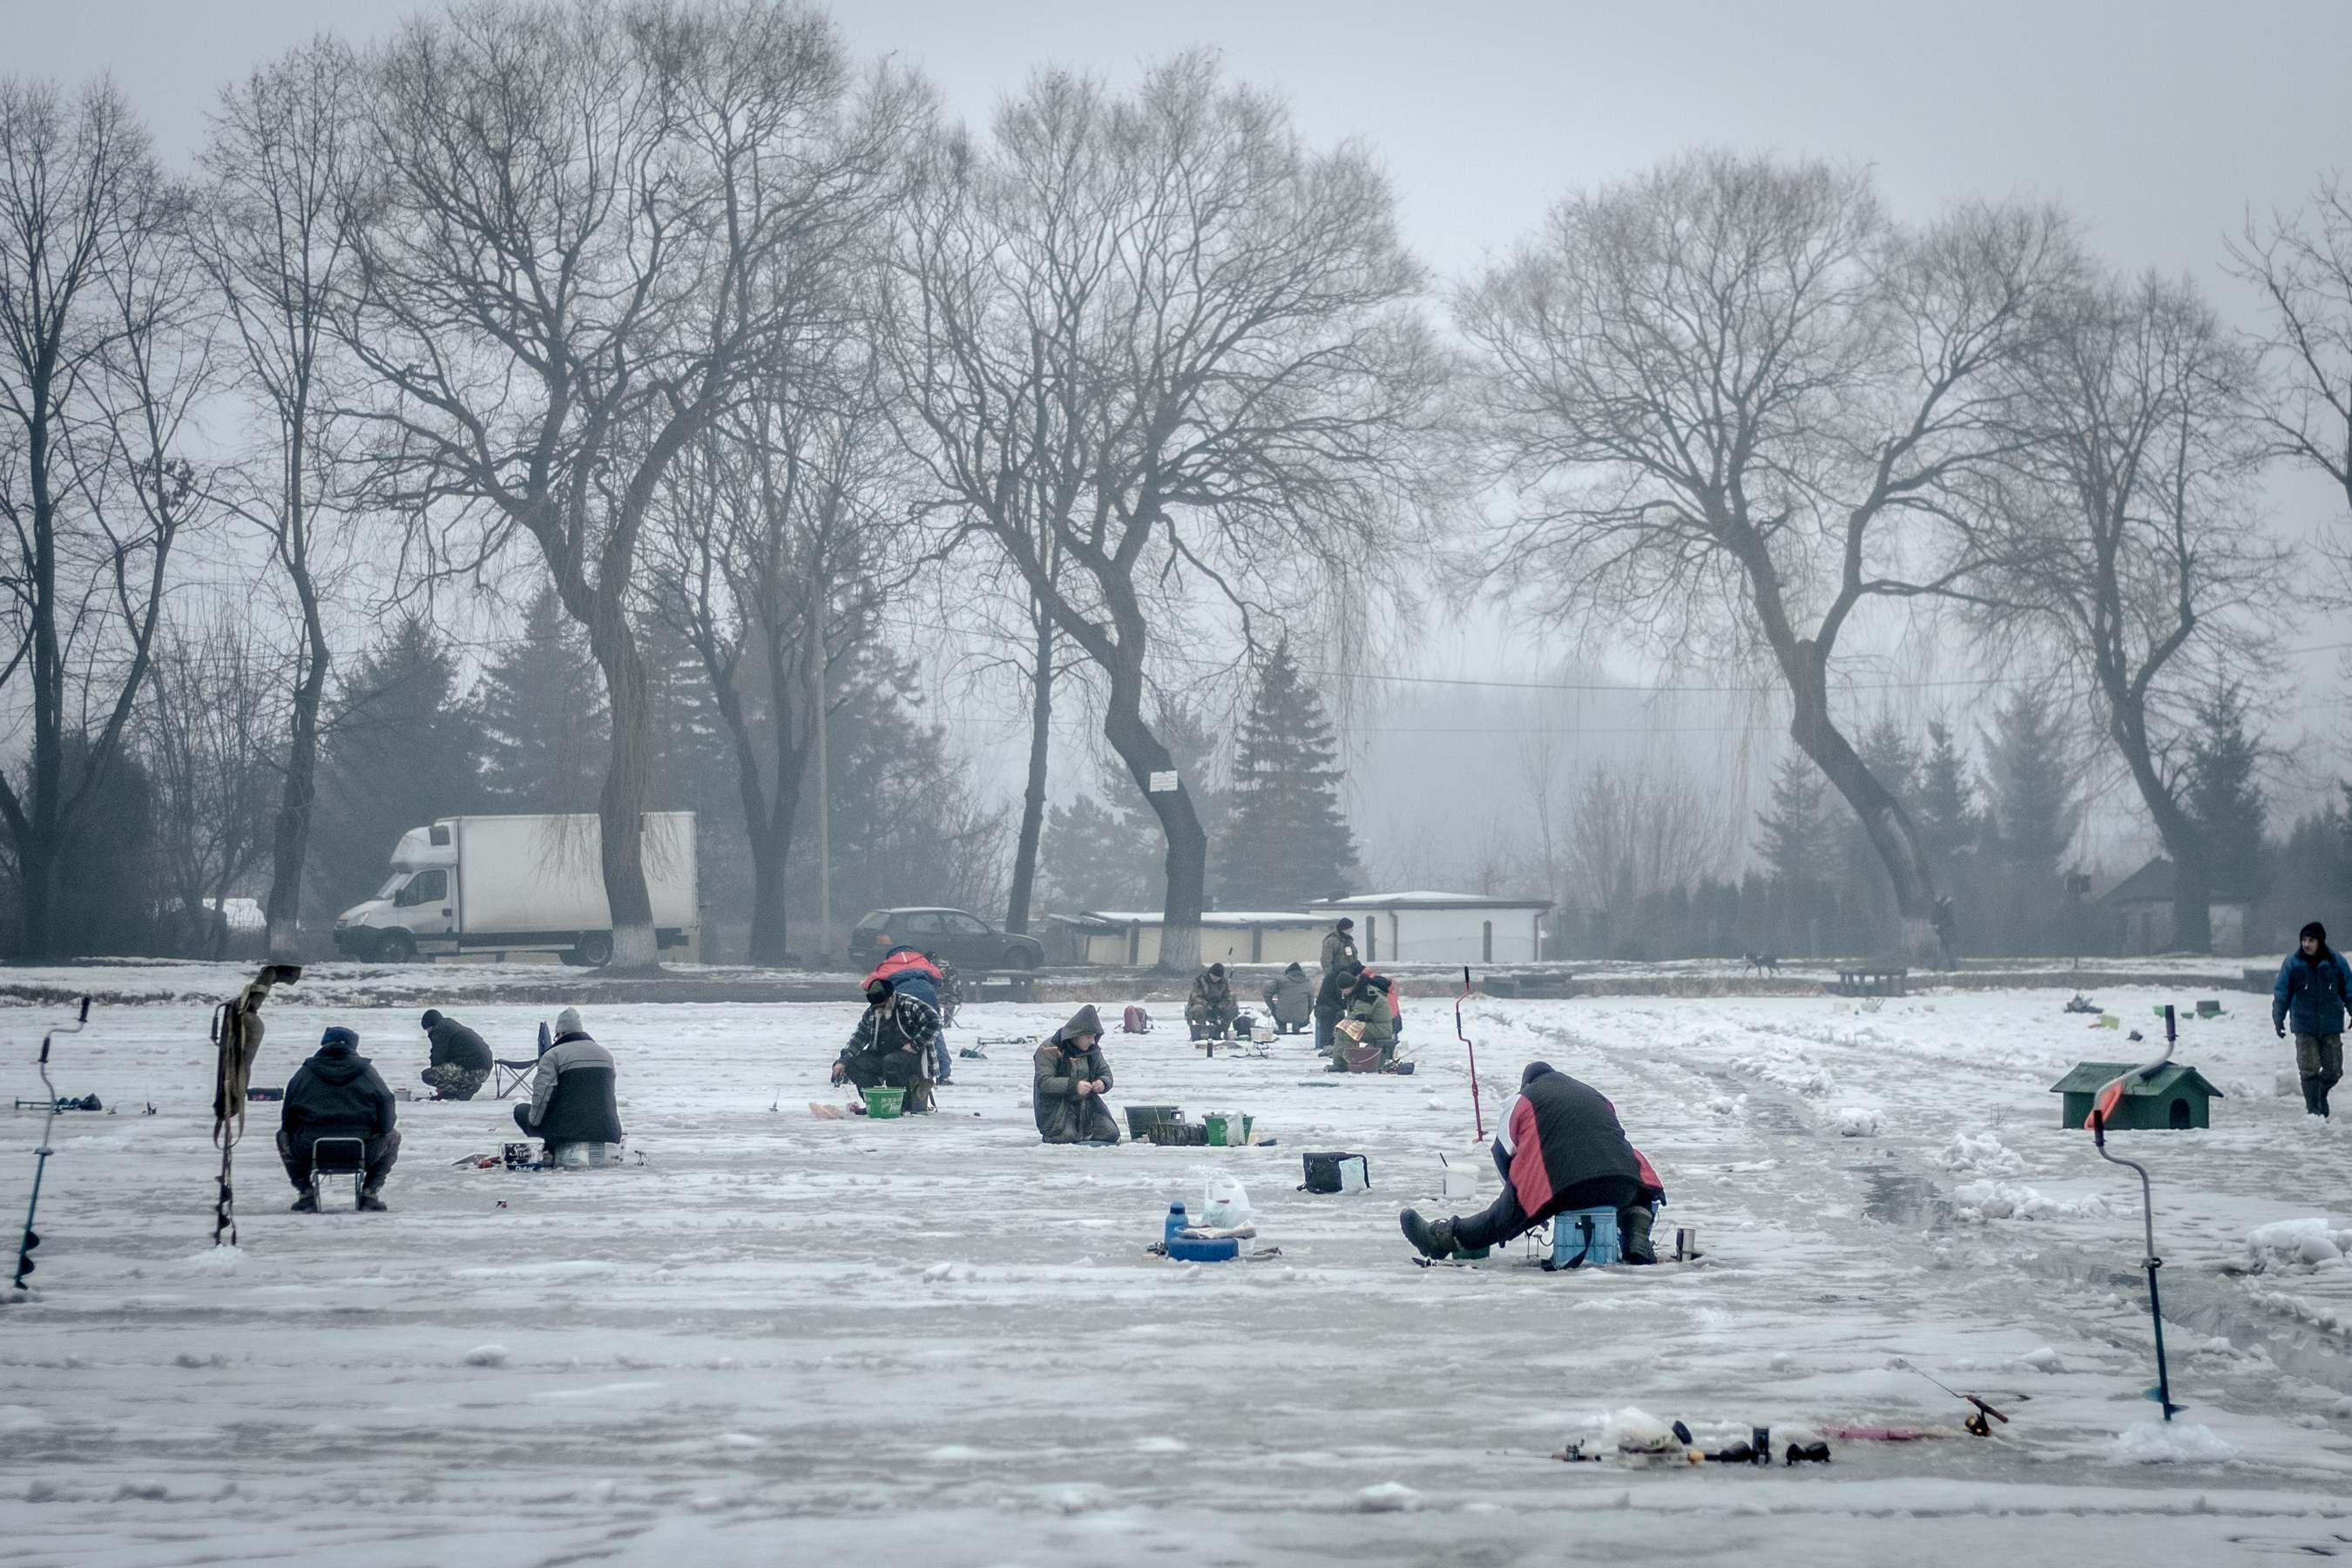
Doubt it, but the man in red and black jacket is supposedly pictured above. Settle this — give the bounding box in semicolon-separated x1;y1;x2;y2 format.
1399;1061;1666;1262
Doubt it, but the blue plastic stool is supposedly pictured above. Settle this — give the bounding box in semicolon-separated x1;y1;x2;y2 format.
1545;1206;1623;1270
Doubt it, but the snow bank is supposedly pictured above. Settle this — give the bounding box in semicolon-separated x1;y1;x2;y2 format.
1834;1105;1882;1138
1954;1180;2112;1221
2109;1423;2235;1463
1935;1131;2025;1177
2246;1218;2352;1271
1352;1481;1423;1513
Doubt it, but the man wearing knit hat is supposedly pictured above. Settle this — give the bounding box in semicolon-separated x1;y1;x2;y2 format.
2274;922;2352;1118
418;1008;492;1101
278;1026;400;1212
514;1008;625;1158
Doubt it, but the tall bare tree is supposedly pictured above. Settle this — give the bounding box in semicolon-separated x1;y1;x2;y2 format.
882;54;1448;970
2227;174;2352;524
336;0;911;967
142;617;280;956
1458;152;2078;963
0;79;206;954
1977;272;2274;951
651;337;902;965
197;36;364;962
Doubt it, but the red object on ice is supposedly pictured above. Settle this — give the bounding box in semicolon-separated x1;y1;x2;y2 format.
865;946;943;990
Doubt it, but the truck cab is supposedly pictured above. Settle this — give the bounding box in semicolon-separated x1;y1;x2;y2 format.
333;823;460;963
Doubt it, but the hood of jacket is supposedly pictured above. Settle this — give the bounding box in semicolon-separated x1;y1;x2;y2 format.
1054;1004;1103;1044
304;1044;371;1085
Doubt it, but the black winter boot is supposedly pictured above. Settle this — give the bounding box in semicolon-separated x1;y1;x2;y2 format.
289;1190;318;1213
1398;1208;1456;1260
358;1190;389;1213
1620;1204;1657;1265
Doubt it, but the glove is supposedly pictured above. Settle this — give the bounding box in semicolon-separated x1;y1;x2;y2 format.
2278;1025;2288;1038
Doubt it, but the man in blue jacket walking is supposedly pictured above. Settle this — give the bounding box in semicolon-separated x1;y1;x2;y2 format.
2274;921;2352;1118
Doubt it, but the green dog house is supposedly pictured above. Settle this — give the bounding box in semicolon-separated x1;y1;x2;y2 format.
2050;1062;2224;1131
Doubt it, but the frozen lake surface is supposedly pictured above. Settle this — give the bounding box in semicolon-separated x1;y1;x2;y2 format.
6;976;2352;1565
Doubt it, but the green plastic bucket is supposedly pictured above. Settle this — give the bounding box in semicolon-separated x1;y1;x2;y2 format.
1204;1112;1253;1147
864;1086;906;1119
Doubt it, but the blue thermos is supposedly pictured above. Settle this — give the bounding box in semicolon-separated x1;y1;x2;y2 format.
1164;1201;1187;1247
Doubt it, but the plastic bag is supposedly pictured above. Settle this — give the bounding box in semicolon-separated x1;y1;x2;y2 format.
1201;1173;1254;1230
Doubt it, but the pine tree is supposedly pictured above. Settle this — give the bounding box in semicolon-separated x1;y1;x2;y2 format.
1983;689;2078;874
476;585;609;813
305;617;484;923
2186;685;2265;901
1217;639;1356;908
1756;751;1835;887
1042;794;1155;911
1915;720;1982;864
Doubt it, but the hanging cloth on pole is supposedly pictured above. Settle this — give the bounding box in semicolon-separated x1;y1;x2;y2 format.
209;965;299;1247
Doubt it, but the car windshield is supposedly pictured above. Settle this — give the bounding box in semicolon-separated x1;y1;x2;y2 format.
375;874;407;900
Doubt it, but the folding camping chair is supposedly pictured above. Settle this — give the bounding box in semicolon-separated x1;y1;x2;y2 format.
308;1136;366;1213
492;1059;536;1100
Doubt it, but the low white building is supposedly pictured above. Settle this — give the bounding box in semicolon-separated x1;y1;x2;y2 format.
1044;910;1330;967
1303;891;1551;965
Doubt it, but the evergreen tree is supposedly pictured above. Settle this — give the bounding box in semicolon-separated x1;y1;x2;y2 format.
305;617;485;923
1217;639;1357;907
1915;720;1983;863
2186;685;2265;900
1983;689;2078;874
476;585;608;812
1042;794;1156;911
1044;697;1227;912
1756;751;1835;886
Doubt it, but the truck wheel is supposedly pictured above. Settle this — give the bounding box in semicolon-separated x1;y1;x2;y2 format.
375;930;416;963
573;933;614;968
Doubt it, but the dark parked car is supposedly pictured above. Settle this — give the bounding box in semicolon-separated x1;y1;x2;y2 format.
851;907;1043;973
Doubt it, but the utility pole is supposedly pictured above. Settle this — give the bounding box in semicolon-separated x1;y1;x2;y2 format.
808;581;830;963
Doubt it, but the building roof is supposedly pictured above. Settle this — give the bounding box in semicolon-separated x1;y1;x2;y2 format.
1075;909;1328;927
2099;856;2252;908
1304;890;1555;913
2047;1061;2226;1099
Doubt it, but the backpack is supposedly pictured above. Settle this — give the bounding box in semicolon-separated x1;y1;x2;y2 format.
1121;1004;1152;1034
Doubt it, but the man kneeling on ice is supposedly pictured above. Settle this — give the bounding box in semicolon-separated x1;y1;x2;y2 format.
1033;1004;1119;1144
418;1008;492;1100
1398;1061;1665;1263
832;974;940;1111
279;1026;399;1212
513;1007;625;1163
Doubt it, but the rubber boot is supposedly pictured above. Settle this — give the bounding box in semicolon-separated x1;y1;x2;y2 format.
2305;1075;2328;1117
358;1190;389;1213
1398;1209;1456;1260
289;1191;318;1213
1620;1204;1657;1265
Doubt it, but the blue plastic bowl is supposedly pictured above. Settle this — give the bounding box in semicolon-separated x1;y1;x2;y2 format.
1167;1235;1240;1262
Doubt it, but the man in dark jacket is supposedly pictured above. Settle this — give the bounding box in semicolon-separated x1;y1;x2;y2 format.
1398;1062;1666;1262
1314;957;1360;1056
513;1007;625;1157
1033;1004;1119;1144
1262;962;1315;1032
1186;963;1238;1040
833;975;941;1110
1321;918;1357;976
418;1008;492;1101
278;1026;400;1212
2275;921;2352;1117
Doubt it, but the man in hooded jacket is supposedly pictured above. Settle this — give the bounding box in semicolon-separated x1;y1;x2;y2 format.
1313;957;1360;1056
2275;920;2352;1117
1398;1062;1665;1263
1033;1004;1119;1144
1262;962;1315;1032
279;1026;400;1212
513;1007;625;1154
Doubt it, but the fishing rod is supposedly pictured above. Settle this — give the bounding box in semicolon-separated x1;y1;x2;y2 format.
13;997;93;1292
1455;966;1485;1141
2087;1006;2184;1421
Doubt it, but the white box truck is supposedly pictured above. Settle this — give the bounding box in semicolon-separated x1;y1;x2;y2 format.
332;812;699;965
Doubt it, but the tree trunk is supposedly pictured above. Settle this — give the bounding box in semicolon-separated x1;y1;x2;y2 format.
744;765;803;967
1101;672;1206;973
589;599;660;970
2107;704;2214;953
1004;611;1053;936
264;591;329;963
1787;666;1943;966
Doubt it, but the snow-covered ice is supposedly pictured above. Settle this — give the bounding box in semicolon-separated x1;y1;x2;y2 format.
4;977;2352;1564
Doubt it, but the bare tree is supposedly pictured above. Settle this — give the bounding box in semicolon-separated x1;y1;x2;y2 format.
196;36;364;962
1977;272;2274;951
651;336;902;965
1561;759;1733;927
0;79;206;955
336;0;912;968
1458;152;2078;963
882;54;1449;970
142;617;280;956
2227;174;2352;524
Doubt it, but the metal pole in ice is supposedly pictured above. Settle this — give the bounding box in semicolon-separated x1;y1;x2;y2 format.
2087;1004;2182;1421
1456;966;1484;1142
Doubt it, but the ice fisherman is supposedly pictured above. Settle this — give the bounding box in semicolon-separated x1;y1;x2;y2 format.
1314;956;1360;1055
1397;1062;1666;1263
866;944;953;1085
1262;962;1315;1033
279;1026;399;1213
833;974;940;1111
513;1007;625;1158
418;1008;492;1101
2274;920;2352;1118
1329;969;1398;1070
1321;916;1357;975
1186;963;1239;1040
1033;1004;1119;1144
